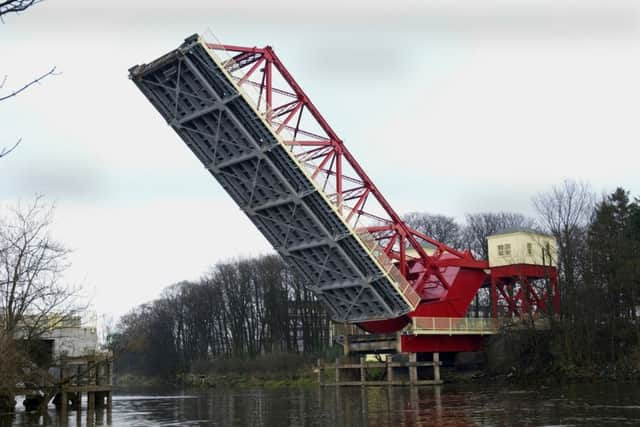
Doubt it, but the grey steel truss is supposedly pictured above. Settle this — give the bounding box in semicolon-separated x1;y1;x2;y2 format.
129;35;417;322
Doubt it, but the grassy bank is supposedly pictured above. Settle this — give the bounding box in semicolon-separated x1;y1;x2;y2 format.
190;353;319;388
115;353;321;389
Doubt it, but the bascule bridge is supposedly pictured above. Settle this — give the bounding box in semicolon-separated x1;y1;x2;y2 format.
130;35;560;384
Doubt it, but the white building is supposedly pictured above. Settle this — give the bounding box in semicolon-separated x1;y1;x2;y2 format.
38;316;99;358
487;229;557;268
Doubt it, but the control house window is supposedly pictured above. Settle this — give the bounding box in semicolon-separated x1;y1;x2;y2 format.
527;242;533;255
498;244;511;256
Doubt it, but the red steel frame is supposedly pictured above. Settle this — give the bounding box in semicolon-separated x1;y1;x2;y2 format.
205;42;560;340
206;43;486;313
490;264;560;318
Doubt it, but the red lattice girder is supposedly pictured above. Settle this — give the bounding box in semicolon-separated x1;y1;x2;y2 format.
207;43;488;310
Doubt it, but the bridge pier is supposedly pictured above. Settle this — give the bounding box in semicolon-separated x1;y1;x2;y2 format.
320;352;442;386
51;352;113;415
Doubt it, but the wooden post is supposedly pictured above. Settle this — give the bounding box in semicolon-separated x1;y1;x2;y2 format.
335;358;340;385
96;362;102;386
60;391;68;415
59;361;66;385
433;352;441;383
59;362;67;415
73;392;82;411
88;391;95;411
86;399;94;427
317;359;322;386
386;355;393;385
359;356;366;385
360;386;367;424
409;353;418;385
89;359;96;385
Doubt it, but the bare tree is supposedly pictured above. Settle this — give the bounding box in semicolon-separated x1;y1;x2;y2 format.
533;180;593;239
403;212;463;248
0;197;85;340
463;212;537;260
533;180;595;321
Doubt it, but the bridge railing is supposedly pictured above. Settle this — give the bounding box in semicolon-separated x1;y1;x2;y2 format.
357;230;422;308
410;317;501;335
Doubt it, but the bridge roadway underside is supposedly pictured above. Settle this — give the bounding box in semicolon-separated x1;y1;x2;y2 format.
345;334;487;354
129;35;415;323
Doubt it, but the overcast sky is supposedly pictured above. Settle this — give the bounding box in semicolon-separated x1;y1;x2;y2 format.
2;0;639;320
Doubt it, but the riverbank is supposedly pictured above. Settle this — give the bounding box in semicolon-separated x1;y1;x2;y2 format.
116;360;640;391
115;371;317;389
115;353;320;389
113;325;640;389
444;365;640;387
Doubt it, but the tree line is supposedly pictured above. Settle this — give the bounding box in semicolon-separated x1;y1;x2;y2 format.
546;185;640;367
109;255;331;377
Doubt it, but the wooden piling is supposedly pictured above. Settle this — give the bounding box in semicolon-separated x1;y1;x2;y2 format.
60;390;67;415
88;391;95;411
408;353;418;385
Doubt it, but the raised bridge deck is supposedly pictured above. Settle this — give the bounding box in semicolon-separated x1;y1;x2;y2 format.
129;35;419;323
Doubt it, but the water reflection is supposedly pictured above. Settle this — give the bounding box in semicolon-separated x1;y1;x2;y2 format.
3;383;640;426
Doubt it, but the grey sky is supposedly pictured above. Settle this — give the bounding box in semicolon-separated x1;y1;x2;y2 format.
2;0;639;319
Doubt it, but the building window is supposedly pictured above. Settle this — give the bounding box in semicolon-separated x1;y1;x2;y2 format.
498;244;504;256
504;243;511;256
527;242;533;255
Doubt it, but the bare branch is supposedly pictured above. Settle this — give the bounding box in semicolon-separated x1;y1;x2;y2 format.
0;138;20;159
0;0;43;18
0;66;58;158
0;66;57;102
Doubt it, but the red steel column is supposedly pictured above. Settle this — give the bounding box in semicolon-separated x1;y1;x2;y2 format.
491;274;498;318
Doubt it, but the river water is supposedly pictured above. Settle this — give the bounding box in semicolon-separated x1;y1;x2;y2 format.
2;383;640;426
